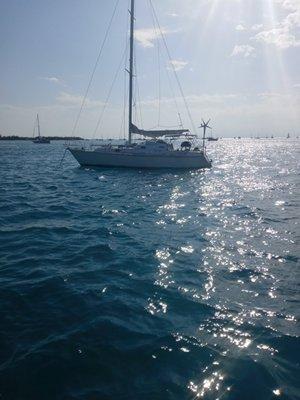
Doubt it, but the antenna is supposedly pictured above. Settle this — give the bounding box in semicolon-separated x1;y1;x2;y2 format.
199;119;212;149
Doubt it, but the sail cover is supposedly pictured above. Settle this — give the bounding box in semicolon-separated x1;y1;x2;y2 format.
130;124;189;138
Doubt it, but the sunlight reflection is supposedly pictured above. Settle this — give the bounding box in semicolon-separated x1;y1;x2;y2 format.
154;247;174;289
188;370;226;399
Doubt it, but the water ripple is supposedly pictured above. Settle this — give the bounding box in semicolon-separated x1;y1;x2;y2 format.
0;139;299;399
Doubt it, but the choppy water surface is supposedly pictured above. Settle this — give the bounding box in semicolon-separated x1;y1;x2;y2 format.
0;139;299;400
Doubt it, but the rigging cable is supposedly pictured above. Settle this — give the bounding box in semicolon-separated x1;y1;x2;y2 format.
148;5;162;128
148;1;180;128
149;0;197;135
132;51;138;126
70;0;120;137
121;60;129;139
92;46;128;138
134;50;144;129
119;76;128;139
148;1;161;128
32;118;36;138
155;18;161;127
120;43;129;139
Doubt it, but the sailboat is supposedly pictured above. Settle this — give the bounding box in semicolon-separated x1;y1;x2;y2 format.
32;114;50;144
68;0;212;169
207;136;218;142
200;119;218;142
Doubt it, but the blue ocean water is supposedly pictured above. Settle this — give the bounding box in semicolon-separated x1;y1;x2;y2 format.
0;139;299;400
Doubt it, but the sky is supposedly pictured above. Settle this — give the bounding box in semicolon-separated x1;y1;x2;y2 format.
0;0;299;138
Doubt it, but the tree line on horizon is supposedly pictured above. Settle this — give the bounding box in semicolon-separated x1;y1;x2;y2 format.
0;134;84;141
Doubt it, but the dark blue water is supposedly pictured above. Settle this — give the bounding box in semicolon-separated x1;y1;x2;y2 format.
0;139;299;400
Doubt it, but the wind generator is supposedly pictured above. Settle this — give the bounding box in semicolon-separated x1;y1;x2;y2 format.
199;119;212;148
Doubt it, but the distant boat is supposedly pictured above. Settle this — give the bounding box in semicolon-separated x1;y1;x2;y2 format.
287;133;290;139
68;0;211;169
205;124;219;141
32;114;50;144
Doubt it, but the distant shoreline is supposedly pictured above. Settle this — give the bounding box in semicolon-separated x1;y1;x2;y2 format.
0;136;83;141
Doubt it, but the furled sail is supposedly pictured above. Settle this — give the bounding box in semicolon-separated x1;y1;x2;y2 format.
130;124;189;138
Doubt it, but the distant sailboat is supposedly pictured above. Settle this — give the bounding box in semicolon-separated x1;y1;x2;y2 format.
68;0;211;169
207;136;218;142
201;120;218;142
199;119;218;143
287;133;290;139
32;114;50;144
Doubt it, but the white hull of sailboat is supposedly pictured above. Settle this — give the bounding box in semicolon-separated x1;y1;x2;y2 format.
69;148;211;169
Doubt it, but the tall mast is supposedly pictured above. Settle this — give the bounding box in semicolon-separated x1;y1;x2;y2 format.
128;0;135;144
37;114;41;138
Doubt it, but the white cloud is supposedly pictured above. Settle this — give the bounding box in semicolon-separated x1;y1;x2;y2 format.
251;24;263;31
236;24;246;31
255;29;300;48
134;28;167;48
1;91;299;138
254;0;300;49
134;27;178;48
280;0;300;12
231;45;256;58
235;23;264;32
56;92;103;108
136;91;300;137
258;92;282;99
140;93;239;108
168;60;188;71
40;76;63;84
280;0;300;29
